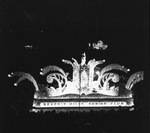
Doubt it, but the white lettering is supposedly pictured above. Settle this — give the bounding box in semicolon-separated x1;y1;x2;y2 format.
33;101;132;108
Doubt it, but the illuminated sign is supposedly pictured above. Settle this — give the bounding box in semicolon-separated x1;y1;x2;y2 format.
8;41;144;112
33;101;133;108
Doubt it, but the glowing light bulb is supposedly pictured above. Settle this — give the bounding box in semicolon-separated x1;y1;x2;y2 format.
103;60;105;62
40;68;43;71
14;83;17;86
127;69;130;72
8;74;11;77
40;72;43;75
88;43;91;48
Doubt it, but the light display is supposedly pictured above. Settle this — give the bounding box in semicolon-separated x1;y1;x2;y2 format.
89;40;108;50
8;43;144;112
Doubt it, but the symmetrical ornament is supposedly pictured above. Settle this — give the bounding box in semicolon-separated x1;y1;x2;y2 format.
8;44;144;111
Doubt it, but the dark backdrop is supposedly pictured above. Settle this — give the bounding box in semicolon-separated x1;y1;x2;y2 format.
0;0;149;133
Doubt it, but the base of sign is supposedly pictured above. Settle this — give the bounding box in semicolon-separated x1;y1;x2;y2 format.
31;98;134;112
30;106;134;113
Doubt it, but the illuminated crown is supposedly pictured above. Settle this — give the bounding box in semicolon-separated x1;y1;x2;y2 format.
8;40;144;111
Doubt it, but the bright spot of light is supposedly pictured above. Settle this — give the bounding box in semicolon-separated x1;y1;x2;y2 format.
8;74;11;77
127;69;130;72
95;71;100;75
14;83;17;86
129;108;134;111
88;43;91;48
25;45;33;49
89;40;108;50
40;72;43;75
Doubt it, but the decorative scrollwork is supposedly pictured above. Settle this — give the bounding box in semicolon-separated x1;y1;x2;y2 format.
100;73;119;90
96;64;129;96
8;51;144;99
8;72;39;91
62;57;80;88
62;58;80;69
98;64;128;87
126;71;144;90
40;65;66;77
100;64;129;77
40;65;68;92
47;73;66;88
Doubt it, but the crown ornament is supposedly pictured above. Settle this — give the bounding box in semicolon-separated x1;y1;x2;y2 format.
8;41;144;112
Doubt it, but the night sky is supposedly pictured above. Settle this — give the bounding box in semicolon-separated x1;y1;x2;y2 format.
0;0;149;98
0;0;148;72
0;0;149;133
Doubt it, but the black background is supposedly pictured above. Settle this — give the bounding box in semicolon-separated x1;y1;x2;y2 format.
0;0;149;133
